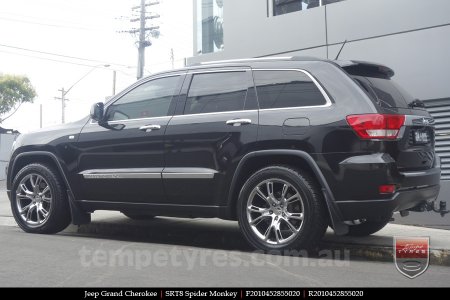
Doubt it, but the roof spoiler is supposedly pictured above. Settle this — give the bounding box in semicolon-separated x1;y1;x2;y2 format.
334;60;395;79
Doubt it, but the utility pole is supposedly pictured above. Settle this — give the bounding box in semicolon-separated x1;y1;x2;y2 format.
112;70;117;95
39;104;43;128
119;1;160;79
137;0;146;79
170;48;174;69
56;88;66;124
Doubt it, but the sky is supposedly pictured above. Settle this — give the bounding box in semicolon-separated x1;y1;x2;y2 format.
0;0;193;132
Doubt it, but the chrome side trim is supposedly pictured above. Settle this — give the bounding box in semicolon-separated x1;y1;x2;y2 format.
91;115;171;125
80;168;217;179
162;173;215;179
162;167;217;179
80;168;162;179
252;68;333;109
172;109;257;118
83;173;161;179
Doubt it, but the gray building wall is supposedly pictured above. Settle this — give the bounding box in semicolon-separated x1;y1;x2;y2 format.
189;0;450;201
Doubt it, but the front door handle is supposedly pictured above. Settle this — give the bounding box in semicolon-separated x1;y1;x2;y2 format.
139;124;161;132
226;118;252;126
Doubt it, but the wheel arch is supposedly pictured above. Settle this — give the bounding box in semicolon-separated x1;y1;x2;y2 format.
227;150;348;235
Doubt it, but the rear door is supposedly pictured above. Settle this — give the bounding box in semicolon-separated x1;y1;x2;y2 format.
163;68;258;206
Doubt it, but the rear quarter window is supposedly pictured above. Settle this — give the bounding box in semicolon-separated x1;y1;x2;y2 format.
253;70;327;109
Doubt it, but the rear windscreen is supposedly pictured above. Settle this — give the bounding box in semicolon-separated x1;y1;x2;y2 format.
352;75;415;109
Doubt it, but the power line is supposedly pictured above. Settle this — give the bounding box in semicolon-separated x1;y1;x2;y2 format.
0;43;132;68
0;16;103;31
0;49;107;68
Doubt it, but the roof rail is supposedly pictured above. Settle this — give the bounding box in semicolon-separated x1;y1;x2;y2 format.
198;56;294;65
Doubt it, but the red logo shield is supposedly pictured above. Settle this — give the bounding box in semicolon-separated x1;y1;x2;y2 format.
394;237;430;279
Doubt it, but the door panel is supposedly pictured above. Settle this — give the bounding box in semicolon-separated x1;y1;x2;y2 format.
75;74;184;203
163;69;258;206
76;117;169;203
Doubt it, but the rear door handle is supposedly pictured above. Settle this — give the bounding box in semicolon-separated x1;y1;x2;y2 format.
139;124;161;132
226;118;252;126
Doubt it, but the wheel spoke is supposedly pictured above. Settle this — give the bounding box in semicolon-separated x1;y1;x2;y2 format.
17;193;32;201
287;212;304;221
250;214;270;226
281;184;288;200
286;193;300;204
19;202;33;214
40;185;50;195
20;184;34;197
42;196;51;203
255;187;268;202
266;181;274;198
36;207;41;223
247;205;267;213
263;223;273;241
274;224;282;243
40;207;49;218
283;218;299;233
34;176;42;190
25;204;36;221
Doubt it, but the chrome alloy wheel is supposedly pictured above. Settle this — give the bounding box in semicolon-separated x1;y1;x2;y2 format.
15;173;52;227
246;179;305;245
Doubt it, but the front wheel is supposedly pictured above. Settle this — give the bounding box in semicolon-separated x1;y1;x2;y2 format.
237;166;328;252
11;163;71;234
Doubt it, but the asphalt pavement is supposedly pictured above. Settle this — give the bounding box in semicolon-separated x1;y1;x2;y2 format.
1;180;449;287
1;225;449;287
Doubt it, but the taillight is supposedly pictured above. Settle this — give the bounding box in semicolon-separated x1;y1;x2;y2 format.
379;184;396;194
346;114;405;140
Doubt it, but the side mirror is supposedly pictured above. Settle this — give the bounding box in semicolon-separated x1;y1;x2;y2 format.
90;102;104;121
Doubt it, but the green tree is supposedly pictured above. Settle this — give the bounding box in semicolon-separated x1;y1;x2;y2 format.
0;74;37;123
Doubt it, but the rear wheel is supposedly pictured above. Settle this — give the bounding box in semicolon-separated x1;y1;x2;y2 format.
237;166;328;251
345;216;391;236
11;163;71;234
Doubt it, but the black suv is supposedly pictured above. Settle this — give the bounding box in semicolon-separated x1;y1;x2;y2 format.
6;57;441;251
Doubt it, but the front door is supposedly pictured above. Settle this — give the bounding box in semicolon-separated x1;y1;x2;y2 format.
75;74;184;203
163;69;258;206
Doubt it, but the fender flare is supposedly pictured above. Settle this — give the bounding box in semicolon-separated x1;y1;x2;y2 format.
9;151;90;225
228;149;348;235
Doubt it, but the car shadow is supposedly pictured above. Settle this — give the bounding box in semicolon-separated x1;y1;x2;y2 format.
60;213;396;256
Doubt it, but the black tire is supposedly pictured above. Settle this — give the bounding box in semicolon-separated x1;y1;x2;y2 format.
237;166;328;252
122;212;155;220
11;163;71;234
345;217;391;237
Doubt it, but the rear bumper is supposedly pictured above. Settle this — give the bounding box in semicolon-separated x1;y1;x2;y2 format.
336;184;440;220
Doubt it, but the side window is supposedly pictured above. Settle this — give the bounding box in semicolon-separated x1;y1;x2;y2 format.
253;70;327;109
106;76;180;121
184;71;248;115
